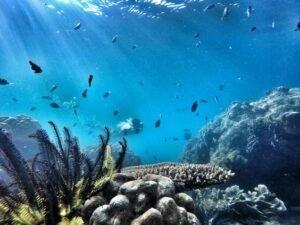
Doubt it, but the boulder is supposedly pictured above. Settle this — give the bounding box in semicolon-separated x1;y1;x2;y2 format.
82;196;107;222
174;193;195;213
89;173;199;225
143;174;175;198
156;197;180;225
131;208;163;225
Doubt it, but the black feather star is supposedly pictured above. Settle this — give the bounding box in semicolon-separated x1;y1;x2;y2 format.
0;122;128;224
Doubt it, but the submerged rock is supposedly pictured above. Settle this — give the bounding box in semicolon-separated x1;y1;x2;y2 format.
0;115;41;159
82;196;107;222
179;87;300;205
131;208;163;225
191;184;286;225
174;193;195;213
88;173;200;225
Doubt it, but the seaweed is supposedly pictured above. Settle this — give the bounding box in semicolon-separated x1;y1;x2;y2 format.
0;122;128;225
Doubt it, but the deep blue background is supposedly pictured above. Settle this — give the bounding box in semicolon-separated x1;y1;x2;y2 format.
0;0;299;163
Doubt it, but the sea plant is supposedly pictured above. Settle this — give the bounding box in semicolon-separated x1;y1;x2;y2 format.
0;121;127;225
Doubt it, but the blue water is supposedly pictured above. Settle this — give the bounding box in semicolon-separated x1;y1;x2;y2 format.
0;0;299;163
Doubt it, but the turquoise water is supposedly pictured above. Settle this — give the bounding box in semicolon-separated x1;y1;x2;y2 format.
0;0;299;163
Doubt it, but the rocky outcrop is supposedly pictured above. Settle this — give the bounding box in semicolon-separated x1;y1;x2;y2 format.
84;144;142;167
179;87;300;205
85;173;201;225
191;184;286;225
0;115;41;159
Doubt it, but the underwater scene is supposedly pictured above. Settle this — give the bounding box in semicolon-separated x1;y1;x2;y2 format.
0;0;300;224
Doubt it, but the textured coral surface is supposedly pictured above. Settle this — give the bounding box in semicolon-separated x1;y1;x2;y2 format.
122;163;234;191
180;87;300;205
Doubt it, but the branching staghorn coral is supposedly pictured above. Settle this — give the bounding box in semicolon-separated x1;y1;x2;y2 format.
122;162;234;191
0;122;127;225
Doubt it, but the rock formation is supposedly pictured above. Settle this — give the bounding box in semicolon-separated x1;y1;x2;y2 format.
85;173;202;225
179;87;300;205
0;115;41;159
84;162;233;225
191;184;286;225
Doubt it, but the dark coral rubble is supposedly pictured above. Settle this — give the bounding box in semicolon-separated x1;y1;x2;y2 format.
179;87;300;205
122;162;234;191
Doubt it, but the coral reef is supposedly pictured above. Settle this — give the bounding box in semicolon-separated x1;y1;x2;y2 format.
85;173;201;225
84;143;142;167
179;87;300;205
122;163;234;192
0;122;127;224
0;115;41;159
191;184;287;225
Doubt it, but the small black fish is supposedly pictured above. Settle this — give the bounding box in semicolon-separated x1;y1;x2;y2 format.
50;103;60;108
74;22;81;30
194;33;200;39
155;119;161;128
173;137;179;141
29;61;42;73
200;99;208;103
112;35;118;43
132;45;137;50
219;84;225;91
251;26;257;31
12;98;18;102
191;101;198;112
139;82;144;86
41;96;52;100
30;107;37;111
294;22;300;31
103;91;110;98
113;110;119;116
74;109;78;116
0;78;9;85
50;85;58;93
88;74;93;87
82;89;88;98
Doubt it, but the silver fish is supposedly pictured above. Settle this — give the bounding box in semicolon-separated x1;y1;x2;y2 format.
221;7;229;20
